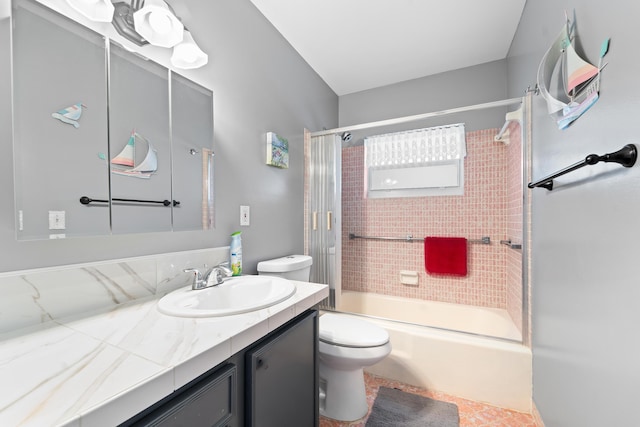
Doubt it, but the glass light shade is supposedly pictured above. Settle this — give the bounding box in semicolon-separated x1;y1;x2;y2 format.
133;0;183;48
171;31;208;69
66;0;114;22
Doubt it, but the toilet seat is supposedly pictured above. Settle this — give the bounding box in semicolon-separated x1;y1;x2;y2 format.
320;313;389;347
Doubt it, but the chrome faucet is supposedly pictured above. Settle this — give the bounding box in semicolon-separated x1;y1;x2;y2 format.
184;262;233;290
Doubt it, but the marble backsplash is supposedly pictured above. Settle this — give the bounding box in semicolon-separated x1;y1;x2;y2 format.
0;247;229;336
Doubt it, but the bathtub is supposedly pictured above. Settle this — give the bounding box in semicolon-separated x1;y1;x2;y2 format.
331;291;532;412
339;290;522;341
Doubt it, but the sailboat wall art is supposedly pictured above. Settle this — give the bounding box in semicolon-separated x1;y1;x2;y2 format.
111;130;158;178
537;13;609;130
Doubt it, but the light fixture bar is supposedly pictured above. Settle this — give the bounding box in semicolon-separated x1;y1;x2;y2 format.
112;2;148;46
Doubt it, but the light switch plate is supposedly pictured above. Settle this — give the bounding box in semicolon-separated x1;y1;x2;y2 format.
240;205;250;226
49;211;65;230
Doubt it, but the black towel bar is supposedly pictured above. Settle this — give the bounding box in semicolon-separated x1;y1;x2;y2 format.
528;144;637;191
80;196;180;206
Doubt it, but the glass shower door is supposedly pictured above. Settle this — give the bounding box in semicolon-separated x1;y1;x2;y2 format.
306;133;341;309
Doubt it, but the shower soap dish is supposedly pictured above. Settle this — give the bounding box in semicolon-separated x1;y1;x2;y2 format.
400;270;419;286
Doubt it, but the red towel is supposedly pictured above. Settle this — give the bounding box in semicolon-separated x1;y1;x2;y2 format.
424;237;468;276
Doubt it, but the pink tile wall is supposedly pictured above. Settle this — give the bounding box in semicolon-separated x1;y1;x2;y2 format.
342;129;520;309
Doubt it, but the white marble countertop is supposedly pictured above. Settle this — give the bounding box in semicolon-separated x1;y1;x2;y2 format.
0;278;328;427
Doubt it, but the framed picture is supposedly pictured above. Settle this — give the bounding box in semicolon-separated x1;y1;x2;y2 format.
266;132;289;168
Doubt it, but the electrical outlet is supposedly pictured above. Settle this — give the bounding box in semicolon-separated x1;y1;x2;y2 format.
240;205;250;226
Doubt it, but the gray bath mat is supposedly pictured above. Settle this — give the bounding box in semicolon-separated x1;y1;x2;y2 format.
366;386;459;427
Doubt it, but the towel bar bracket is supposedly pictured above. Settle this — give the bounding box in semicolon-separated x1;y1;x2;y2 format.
500;239;522;250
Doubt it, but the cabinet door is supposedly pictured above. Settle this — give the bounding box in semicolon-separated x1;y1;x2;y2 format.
123;363;236;427
246;310;318;427
12;0;109;239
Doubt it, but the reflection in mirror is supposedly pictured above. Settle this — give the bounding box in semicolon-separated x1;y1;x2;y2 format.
171;73;214;231
108;42;172;234
13;0;109;240
11;0;215;239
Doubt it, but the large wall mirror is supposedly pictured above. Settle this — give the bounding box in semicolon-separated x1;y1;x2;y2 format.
12;0;214;240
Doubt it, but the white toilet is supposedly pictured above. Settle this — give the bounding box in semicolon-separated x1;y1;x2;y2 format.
257;255;392;422
256;254;313;281
317;313;391;421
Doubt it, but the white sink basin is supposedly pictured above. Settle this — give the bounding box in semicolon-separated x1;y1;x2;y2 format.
158;275;296;318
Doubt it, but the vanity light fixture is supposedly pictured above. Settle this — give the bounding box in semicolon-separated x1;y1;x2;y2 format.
171;30;208;69
68;0;208;69
65;0;114;23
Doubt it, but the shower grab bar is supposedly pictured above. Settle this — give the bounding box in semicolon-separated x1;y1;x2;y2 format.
349;233;490;245
528;144;637;191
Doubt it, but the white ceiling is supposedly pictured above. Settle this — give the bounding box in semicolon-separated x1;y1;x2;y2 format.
249;0;526;96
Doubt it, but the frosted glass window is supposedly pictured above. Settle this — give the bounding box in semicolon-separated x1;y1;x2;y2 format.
364;124;466;198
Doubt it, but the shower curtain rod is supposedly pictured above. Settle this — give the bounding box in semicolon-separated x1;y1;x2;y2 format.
310;97;523;138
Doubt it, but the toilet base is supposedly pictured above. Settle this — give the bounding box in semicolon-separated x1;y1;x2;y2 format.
319;364;368;421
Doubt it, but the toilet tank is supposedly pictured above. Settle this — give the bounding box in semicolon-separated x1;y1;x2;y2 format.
257;255;313;282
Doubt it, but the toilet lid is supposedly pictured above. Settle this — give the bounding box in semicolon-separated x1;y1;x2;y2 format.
319;313;389;347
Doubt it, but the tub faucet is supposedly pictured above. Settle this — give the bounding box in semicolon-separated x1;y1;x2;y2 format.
184;262;233;290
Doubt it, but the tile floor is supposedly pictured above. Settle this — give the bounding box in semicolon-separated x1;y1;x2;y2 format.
319;372;538;427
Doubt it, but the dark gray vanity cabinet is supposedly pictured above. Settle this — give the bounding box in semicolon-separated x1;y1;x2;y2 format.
245;309;319;427
122;363;236;427
121;309;318;427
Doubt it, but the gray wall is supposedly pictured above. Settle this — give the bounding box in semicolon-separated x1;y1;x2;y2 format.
338;59;510;143
0;0;338;273
507;1;640;426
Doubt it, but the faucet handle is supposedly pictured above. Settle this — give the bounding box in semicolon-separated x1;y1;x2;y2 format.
207;268;225;286
216;262;233;277
185;268;211;290
183;268;203;279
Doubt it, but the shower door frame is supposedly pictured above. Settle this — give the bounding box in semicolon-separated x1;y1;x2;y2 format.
304;130;342;309
307;95;531;343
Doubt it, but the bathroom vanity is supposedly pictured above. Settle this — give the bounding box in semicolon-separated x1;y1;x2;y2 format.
0;249;328;427
121;310;318;427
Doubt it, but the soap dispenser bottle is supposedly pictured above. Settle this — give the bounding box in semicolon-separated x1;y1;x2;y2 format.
230;231;242;276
